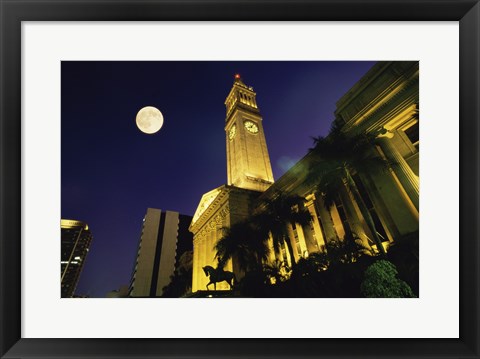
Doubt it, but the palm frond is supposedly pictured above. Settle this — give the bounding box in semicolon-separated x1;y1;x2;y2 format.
254;191;313;266
214;219;271;272
315;169;344;209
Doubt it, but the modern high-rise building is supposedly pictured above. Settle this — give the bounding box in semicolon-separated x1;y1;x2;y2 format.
190;63;419;293
129;209;193;297
61;219;93;298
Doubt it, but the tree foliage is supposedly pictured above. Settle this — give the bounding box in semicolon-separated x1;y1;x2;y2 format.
309;121;390;256
254;191;313;268
360;260;416;298
263;259;291;284
161;251;193;298
214;191;312;273
214;219;270;272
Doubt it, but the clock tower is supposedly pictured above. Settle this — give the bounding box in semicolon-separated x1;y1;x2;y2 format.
190;74;276;292
225;74;274;192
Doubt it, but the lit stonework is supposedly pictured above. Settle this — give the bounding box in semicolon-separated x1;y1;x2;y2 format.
190;185;261;292
190;75;277;292
335;61;419;237
256;61;419;252
225;75;274;192
190;63;419;293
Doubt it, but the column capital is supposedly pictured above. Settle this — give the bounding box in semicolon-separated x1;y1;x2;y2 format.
376;133;419;212
376;128;395;139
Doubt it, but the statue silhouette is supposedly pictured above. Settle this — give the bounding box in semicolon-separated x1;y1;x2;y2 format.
202;265;235;291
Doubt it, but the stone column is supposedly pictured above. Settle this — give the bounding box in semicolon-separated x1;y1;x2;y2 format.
286;223;300;263
267;235;277;263
338;186;370;245
314;196;338;244
294;224;309;257
305;197;327;252
377;133;419;211
301;222;319;254
192;239;198;292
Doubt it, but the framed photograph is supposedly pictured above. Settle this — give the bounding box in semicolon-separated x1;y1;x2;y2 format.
1;0;479;358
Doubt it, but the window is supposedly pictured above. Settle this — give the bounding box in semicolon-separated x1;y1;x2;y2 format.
404;121;419;150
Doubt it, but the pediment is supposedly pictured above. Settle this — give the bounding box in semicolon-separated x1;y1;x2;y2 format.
191;186;224;225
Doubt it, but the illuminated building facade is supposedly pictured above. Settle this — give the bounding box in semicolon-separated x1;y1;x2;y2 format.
190;75;275;291
190;62;419;292
129;209;193;297
61;219;93;298
225;74;275;192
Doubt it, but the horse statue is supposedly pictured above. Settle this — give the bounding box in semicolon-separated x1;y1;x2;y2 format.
202;265;235;291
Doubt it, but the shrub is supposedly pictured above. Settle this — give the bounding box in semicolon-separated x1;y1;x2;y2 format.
361;260;416;298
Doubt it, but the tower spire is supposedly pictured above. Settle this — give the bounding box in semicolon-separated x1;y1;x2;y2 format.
234;73;244;85
225;74;259;118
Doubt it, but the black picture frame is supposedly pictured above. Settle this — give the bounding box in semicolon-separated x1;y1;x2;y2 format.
1;0;479;358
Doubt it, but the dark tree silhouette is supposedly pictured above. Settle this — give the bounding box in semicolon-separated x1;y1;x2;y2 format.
309;121;390;256
161;251;193;298
214;219;270;273
263;259;291;284
254;191;313;269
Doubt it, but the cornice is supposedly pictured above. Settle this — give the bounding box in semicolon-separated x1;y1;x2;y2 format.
342;71;419;134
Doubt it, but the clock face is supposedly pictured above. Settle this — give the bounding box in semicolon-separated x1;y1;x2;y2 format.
228;124;236;140
244;120;259;134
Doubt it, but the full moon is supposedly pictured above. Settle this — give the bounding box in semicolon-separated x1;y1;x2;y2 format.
136;106;164;134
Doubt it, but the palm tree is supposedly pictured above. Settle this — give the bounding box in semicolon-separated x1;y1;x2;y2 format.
254;191;313;269
263;259;291;284
214;219;270;273
309;121;389;256
324;232;368;265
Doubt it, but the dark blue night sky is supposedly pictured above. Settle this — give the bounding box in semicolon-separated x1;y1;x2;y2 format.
61;61;376;297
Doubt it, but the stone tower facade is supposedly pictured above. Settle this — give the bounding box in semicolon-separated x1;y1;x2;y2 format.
225;74;274;192
190;63;420;295
190;75;274;292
